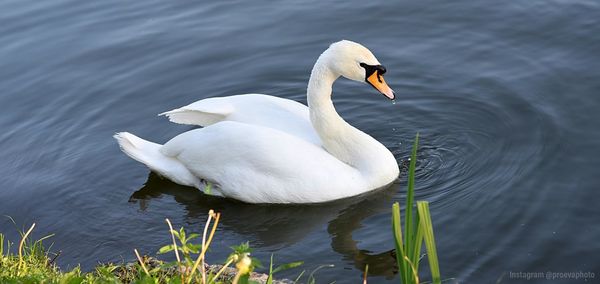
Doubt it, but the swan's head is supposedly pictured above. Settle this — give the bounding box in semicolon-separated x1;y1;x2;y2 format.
324;40;395;100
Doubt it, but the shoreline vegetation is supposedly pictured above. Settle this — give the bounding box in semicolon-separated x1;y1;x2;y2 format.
0;213;304;284
0;216;303;284
0;135;442;284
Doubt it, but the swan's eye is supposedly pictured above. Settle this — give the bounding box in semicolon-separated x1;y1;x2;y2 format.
359;63;387;82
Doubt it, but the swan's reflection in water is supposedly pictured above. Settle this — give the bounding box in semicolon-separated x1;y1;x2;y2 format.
130;173;399;278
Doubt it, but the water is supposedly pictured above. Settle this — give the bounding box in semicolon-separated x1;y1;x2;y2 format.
1;1;599;283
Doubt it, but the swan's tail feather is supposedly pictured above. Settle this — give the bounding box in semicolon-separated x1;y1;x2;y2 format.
114;132;200;188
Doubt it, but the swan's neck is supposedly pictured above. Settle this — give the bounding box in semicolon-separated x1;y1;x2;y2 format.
307;56;398;182
306;58;344;154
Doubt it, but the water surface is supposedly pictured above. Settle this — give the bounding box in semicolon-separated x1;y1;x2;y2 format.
1;1;599;283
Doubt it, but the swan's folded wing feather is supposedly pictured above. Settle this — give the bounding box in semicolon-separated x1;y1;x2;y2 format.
159;97;235;126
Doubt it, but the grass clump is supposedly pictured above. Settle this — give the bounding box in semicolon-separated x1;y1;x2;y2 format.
0;223;65;283
391;133;441;284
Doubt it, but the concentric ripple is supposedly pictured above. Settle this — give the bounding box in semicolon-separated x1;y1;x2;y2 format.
336;80;561;211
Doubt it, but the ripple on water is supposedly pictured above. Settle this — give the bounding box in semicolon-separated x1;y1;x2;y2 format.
340;79;560;213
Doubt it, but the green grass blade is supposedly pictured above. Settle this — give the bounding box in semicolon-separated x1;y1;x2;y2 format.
392;202;408;284
267;254;274;284
273;261;303;274
293;270;306;284
417;201;441;284
404;133;419;265
411;214;424;275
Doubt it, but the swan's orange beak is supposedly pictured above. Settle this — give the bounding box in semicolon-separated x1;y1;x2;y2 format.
366;70;395;100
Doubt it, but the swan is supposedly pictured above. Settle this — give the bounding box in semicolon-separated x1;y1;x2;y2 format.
115;40;399;203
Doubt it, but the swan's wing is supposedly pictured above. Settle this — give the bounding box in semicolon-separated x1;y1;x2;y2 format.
160;121;363;203
159;94;321;145
159;97;235;126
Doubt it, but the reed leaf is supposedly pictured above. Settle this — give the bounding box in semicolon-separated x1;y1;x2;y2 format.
411;215;424;275
417;201;441;284
392;202;408;284
404;133;419;266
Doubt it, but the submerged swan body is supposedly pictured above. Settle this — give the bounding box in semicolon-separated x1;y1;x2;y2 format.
115;40;399;203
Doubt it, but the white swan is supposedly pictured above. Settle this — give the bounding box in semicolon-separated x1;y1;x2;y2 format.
115;40;399;203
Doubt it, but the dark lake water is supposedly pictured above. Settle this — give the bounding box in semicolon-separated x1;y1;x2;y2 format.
1;1;600;283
